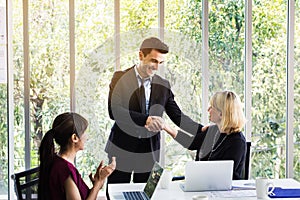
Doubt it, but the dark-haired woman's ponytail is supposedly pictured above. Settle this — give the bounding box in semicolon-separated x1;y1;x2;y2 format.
38;129;55;200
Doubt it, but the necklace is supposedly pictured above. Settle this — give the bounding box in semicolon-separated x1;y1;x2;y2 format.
208;132;228;160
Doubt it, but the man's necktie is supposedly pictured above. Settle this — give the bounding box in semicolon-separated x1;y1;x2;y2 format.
139;79;146;114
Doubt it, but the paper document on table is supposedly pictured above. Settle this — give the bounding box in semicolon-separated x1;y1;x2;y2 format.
211;190;256;198
232;180;255;190
232;180;256;190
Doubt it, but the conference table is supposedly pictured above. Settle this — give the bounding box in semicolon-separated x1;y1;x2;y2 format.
108;178;300;200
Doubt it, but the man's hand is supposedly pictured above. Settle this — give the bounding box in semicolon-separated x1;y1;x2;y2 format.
145;116;165;132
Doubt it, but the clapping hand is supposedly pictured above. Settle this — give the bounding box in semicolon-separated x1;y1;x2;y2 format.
89;157;116;187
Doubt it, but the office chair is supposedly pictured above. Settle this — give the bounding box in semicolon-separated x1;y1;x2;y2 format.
172;141;252;181
242;141;252;180
11;167;39;200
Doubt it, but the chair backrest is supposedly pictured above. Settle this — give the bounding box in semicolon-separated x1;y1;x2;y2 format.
11;167;39;200
242;141;252;180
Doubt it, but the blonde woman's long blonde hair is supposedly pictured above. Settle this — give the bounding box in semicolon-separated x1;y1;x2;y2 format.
209;90;246;134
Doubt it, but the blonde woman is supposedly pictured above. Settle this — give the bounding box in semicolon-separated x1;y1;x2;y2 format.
163;90;246;180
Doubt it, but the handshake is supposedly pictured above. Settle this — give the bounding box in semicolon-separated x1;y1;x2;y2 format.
145;116;178;138
145;116;165;132
145;116;207;138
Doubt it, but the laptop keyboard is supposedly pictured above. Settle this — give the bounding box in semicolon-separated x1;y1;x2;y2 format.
123;191;149;200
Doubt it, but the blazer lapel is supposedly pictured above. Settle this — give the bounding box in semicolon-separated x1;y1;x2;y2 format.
127;66;139;91
149;75;160;108
126;66;144;111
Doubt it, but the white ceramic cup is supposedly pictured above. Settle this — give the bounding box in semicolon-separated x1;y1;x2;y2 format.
255;177;275;199
160;170;173;189
192;195;209;200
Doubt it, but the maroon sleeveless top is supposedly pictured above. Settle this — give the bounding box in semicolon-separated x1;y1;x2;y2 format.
49;155;90;200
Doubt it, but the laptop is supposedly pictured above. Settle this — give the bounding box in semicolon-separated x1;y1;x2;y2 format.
180;160;234;192
110;162;164;200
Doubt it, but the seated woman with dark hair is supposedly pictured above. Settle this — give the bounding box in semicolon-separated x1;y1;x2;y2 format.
162;90;246;180
38;112;116;200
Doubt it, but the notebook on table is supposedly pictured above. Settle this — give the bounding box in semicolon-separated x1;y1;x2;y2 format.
110;162;164;200
268;187;300;198
180;160;234;192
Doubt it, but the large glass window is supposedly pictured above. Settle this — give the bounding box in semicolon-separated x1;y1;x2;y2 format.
209;0;245;96
0;1;8;197
13;0;70;170
74;0;114;185
252;0;287;178
119;1;158;68
294;0;300;181
29;0;70;166
0;19;8;199
0;84;8;197
164;0;202;175
13;0;25;172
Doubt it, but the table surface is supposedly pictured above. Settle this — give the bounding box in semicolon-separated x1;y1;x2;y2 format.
108;178;300;200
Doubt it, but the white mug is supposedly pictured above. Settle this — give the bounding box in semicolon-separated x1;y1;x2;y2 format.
255;177;275;199
160;170;173;189
192;195;209;200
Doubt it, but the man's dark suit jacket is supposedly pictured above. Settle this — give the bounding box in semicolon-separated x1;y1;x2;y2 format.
105;66;200;171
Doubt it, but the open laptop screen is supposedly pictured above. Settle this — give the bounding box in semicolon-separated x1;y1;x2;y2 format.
143;162;164;198
182;160;234;191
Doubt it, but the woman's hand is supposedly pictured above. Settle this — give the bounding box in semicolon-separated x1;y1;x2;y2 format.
89;160;103;185
100;157;116;179
201;125;209;132
89;157;116;189
163;124;178;139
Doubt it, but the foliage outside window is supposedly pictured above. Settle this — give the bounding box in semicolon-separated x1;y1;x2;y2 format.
74;0;114;185
163;0;203;175
294;0;300;181
0;0;8;197
0;85;8;195
251;0;287;179
12;0;70;171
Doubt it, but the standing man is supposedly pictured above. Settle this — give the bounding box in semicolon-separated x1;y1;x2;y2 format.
105;37;201;186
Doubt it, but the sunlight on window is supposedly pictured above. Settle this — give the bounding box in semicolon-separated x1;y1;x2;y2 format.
252;0;287;179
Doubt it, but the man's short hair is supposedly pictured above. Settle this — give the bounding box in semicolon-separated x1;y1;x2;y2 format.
140;37;169;56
